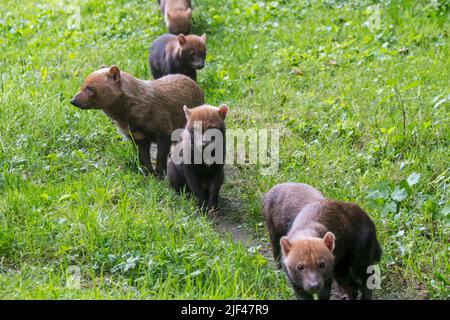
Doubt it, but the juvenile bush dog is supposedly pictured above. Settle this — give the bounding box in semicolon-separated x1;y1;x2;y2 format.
262;183;382;300
168;104;228;210
149;33;206;81
159;0;192;35
70;65;204;178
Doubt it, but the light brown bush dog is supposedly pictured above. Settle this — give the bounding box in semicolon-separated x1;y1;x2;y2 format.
262;183;382;300
70;65;204;177
159;0;192;35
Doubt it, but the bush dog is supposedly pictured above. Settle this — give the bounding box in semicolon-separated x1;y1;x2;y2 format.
70;65;204;178
262;183;382;300
149;33;206;81
158;0;192;35
168;104;228;210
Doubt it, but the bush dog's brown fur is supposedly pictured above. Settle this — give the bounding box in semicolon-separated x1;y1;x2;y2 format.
149;33;206;81
159;0;192;35
168;104;228;210
262;183;382;300
70;65;204;177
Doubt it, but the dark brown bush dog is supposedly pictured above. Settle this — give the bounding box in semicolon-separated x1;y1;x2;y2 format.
149;33;206;81
168;104;228;210
262;183;382;300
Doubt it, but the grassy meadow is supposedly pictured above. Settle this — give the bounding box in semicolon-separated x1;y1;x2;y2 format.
0;0;449;299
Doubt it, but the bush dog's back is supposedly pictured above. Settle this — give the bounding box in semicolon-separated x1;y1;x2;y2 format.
263;183;325;239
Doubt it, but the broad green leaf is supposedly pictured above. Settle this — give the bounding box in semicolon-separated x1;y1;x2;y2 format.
366;189;387;200
368;181;392;200
407;172;421;186
391;186;408;202
381;201;397;214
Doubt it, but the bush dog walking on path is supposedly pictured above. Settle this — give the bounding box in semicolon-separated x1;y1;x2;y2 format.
158;0;192;35
168;104;228;211
262;183;382;300
149;33;206;81
70;65;204;178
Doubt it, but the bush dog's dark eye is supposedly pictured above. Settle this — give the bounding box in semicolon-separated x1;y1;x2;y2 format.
86;86;94;92
298;264;304;271
319;262;325;268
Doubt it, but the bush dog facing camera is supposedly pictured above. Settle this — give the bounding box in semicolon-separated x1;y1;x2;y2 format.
159;0;192;35
262;183;382;300
168;104;228;210
70;65;204;178
149;33;206;81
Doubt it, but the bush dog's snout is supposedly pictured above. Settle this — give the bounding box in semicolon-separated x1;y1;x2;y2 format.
70;95;79;107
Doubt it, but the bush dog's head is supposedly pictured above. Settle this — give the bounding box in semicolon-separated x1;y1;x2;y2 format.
183;104;228;151
280;232;335;294
166;8;192;35
178;34;207;70
71;65;123;110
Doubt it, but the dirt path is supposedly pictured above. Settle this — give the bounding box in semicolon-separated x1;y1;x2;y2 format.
210;197;254;247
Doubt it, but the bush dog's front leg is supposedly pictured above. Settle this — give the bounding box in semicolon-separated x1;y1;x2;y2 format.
293;286;314;300
317;279;332;300
155;135;171;179
334;272;358;300
269;232;283;269
137;140;153;176
183;168;206;207
187;69;197;82
206;170;224;210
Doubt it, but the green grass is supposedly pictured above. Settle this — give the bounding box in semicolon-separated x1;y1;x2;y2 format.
0;0;449;299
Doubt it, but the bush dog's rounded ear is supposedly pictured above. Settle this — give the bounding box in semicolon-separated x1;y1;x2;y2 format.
280;236;292;257
183;105;191;119
99;65;108;69
201;33;207;42
323;232;335;252
108;65;121;82
218;104;228;119
178;34;187;46
186;8;192;16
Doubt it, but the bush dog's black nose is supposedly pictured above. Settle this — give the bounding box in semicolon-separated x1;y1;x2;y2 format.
70;98;77;106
